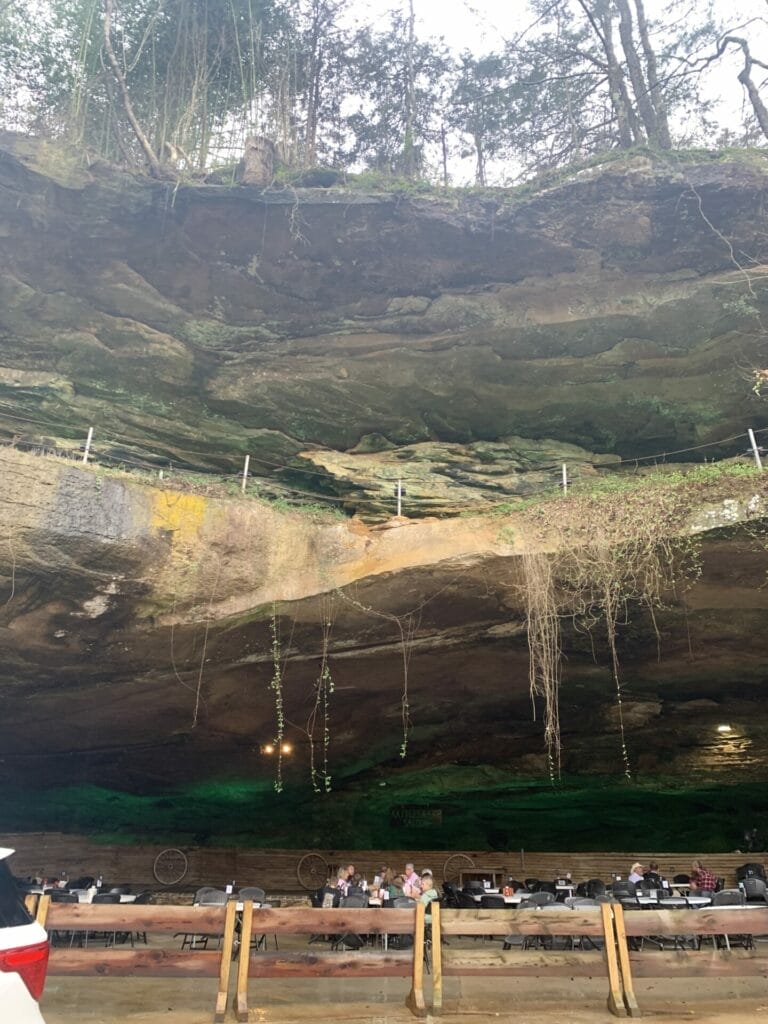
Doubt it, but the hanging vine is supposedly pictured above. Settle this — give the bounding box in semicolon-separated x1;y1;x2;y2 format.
516;475;707;779
269;603;285;793
307;594;336;793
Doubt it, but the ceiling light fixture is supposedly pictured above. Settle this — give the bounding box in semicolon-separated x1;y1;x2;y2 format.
280;743;293;755
261;743;275;755
716;724;732;734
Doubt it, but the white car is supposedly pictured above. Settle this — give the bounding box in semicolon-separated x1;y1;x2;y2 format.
0;848;49;1024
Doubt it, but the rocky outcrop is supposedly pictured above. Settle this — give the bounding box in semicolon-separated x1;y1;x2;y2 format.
2;134;768;849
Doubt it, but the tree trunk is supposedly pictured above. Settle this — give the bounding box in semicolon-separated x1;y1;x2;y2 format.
721;37;768;141
589;0;642;146
474;133;486;186
632;0;672;148
402;0;416;177
241;134;275;185
613;0;659;143
101;0;167;179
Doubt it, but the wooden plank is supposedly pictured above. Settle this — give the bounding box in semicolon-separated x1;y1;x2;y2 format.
245;952;413;978
48;948;221;978
620;908;768;937
235;896;253;1023
431;901;443;1016
214;900;237;1024
46;904;228;933
405;900;426;1018
627;951;768;978
439;908;605;936
601;901;626;1018
612;904;640;1017
248;907;415;934
441;950;608;977
36;893;50;928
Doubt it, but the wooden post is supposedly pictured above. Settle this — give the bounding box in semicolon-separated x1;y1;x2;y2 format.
24;893;39;916
748;428;763;470
36;893;50;928
241;455;250;493
562;463;568;494
214;899;238;1023
612;903;640;1017
82;427;94;464
431;900;443;1015
601;901;627;1017
235;899;253;1022
406;901;427;1016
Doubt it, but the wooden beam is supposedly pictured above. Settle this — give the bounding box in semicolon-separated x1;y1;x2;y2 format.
405;900;427;1017
235;896;253;1022
214;900;237;1023
620;908;768;937
442;950;608;976
431;901;443;1016
45;904;228;933
48;948;221;978
627;951;768;978
439;908;605;936
612;904;640;1017
245;952;413;977
602;901;627;1018
248;907;415;934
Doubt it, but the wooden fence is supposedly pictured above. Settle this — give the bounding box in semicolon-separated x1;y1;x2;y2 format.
5;833;753;891
32;897;426;1023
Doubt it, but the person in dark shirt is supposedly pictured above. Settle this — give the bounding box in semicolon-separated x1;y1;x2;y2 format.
643;861;664;888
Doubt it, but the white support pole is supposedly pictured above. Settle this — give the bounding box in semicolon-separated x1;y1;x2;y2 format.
396;478;403;517
748;428;763;471
562;463;568;494
242;454;250;492
82;427;94;464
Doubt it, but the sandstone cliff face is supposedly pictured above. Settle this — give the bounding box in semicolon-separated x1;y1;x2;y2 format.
2;134;768;849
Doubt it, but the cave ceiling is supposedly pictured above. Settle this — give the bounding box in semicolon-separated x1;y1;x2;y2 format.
2;134;768;848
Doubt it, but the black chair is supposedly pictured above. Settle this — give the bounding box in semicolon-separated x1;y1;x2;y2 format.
331;893;367;951
239;886;266;903
611;880;637;899
47;891;79;947
480;894;507;909
508;880;525;892
538;881;557;896
672;874;690;885
442;882;460;908
585;879;607;899
463;880;485;893
456;891;478;909
524;878;541;892
737;863;767;882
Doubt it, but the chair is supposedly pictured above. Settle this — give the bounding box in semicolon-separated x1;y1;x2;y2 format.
737;863;767;882
480;894;507;909
524;878;541;892
442;882;460;908
131;891;152;944
239;886;266;903
456;891;479;909
47;891;80;947
611;880;637;899
503;899;538;949
525;890;555;906
701;898;751;951
508;880;525;892
538;881;557;896
178;889;227;950
711;889;745;906
672;874;690;884
742;878;767;903
331;893;367;951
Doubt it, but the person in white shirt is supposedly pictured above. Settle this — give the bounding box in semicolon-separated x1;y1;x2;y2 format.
628;862;645;884
403;862;422;898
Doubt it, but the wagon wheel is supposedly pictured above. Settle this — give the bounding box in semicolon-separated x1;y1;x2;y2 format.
153;848;189;886
297;852;329;890
442;853;474;885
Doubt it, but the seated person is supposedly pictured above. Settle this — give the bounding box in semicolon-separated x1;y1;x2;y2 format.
335;867;350;897
690;859;718;893
628;862;645;884
403;862;422;898
643;862;665;888
419;870;439;921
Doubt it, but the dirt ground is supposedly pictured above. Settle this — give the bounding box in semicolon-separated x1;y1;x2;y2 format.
41;974;768;1024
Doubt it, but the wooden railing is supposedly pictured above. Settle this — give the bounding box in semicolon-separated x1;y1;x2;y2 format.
35;895;238;1022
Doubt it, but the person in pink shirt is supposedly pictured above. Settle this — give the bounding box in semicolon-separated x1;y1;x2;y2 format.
403;862;422;898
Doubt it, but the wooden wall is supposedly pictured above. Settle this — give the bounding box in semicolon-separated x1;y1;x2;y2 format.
3;834;756;893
